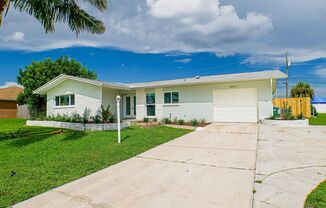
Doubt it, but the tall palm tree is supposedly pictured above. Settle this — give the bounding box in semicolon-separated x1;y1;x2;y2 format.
290;82;315;99
0;0;107;35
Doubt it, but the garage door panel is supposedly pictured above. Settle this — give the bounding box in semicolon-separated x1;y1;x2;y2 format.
214;107;257;122
213;88;258;122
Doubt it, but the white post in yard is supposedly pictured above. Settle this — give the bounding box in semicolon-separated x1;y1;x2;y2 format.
116;95;121;144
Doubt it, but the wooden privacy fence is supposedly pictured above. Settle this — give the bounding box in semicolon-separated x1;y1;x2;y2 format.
273;97;311;118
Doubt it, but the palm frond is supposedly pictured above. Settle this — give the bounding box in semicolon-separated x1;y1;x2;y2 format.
9;0;106;34
82;0;108;11
0;0;9;26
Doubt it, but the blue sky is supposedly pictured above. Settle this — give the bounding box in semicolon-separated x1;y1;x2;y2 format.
0;47;325;97
0;0;325;97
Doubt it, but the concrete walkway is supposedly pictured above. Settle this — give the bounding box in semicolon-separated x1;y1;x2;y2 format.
253;125;326;208
14;123;258;208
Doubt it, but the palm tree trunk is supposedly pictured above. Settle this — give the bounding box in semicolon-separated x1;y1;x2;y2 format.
0;0;9;26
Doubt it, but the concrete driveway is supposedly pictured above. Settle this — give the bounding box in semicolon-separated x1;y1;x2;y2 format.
253;125;326;208
14;123;258;208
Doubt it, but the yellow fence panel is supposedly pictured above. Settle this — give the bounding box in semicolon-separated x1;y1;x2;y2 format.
273;97;311;118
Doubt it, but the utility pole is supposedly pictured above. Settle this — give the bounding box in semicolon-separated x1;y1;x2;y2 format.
285;52;289;98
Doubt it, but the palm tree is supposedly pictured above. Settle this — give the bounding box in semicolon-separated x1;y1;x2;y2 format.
0;0;9;25
290;82;315;99
0;0;107;35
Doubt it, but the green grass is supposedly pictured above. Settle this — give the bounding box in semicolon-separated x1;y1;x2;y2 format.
0;118;27;131
309;113;326;125
0;119;191;207
305;180;326;208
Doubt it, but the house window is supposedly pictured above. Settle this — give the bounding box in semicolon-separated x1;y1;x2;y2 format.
164;92;179;104
54;94;75;107
146;93;155;116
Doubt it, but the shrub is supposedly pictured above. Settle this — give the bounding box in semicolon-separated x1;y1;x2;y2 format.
71;113;82;123
173;117;178;123
280;103;294;120
200;118;206;125
177;119;185;125
152;118;157;122
312;106;318;117
91;113;102;124
161;117;172;124
108;115;116;123
190;119;199;126
82;107;91;123
143;117;149;123
296;113;304;120
100;105;112;123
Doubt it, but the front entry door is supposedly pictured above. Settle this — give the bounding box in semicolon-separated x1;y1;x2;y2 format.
124;95;136;118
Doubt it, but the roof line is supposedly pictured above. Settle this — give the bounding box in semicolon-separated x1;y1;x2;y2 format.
34;70;287;94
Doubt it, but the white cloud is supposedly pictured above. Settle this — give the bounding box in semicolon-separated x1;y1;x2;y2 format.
5;32;25;42
174;58;192;63
0;82;23;89
315;67;326;78
0;0;326;62
146;0;272;48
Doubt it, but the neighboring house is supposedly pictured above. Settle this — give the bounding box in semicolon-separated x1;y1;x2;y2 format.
312;96;326;113
34;70;287;123
0;86;23;118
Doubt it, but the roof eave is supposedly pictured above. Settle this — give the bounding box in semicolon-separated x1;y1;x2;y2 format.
33;74;103;94
129;75;287;89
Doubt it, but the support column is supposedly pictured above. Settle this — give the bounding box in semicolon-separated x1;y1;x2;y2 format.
136;89;146;120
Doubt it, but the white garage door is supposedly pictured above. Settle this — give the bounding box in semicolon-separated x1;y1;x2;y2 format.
213;88;258;122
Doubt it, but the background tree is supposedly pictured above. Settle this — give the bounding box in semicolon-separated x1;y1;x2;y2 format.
17;56;97;116
0;0;107;34
290;82;315;99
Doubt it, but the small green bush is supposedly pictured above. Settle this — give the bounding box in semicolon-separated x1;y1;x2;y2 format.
190;119;199;126
152;118;158;122
297;113;303;120
280;103;294;120
173;117;178;123
71;113;82;123
108;115;116;123
91;113;102;124
161;117;172;124
82;107;91;123
143;117;149;123
177;119;185;125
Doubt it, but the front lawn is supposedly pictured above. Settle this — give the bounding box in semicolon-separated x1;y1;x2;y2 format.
305;180;326;208
309;113;326;125
0;118;27;131
0;119;191;207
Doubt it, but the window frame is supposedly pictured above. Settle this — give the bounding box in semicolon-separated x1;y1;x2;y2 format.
146;93;156;116
164;91;179;104
54;94;75;107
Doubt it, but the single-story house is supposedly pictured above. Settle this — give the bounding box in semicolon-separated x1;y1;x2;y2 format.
312;96;326;113
34;70;287;123
0;86;23;118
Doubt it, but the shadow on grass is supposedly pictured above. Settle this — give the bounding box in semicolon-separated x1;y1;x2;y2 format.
122;135;130;142
8;133;57;147
7;129;87;147
61;131;87;141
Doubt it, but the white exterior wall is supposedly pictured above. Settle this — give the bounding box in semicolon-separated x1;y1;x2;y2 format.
313;104;326;113
46;80;102;116
102;87;119;116
135;79;272;122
